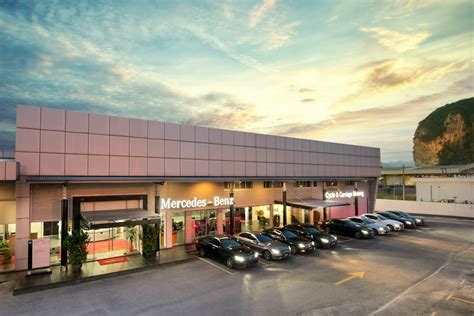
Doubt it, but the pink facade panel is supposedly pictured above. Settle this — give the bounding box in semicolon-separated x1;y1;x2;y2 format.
195;143;209;160
285;164;294;177
109;156;129;176
245;162;256;176
195;126;209;143
256;134;266;147
180;142;195;159
110;116;130;136
180;125;195;142
65;154;88;176
148;120;164;139
147;158;164;176
15;152;39;175
245;147;256;161
209;144;222;160
66;111;89;132
65;133;88;154
89;113;109;135
41;107;65;131
0;162;5;180
294;164;303;176
110;136;130;156
266;135;276;148
208;128;221;144
16;128;40;152
256;148;266;162
195;160;209;176
256;162;266;177
89;134;109;155
40;153;64;175
130;157;147;176
276;137;285;149
130;138;147;157
164;140;180;158
266;163;276;176
164;159;180;176
294;151;302;164
234;146;245;161
276;163;285;176
285;138;294;150
16;105;40;129
233;131;245;146
294;139;302;151
222;130;234;145
130;118;147;138
147;139;164;157
180;159;195;176
209;160;222;176
222;145;234;161
245;133;256;147
234;161;245;175
164;123;180;140
40;130;65;153
266;149;276;162
222;161;234;176
285;150;294;163
88;155;109;176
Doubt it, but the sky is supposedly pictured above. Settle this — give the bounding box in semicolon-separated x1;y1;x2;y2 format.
0;0;472;163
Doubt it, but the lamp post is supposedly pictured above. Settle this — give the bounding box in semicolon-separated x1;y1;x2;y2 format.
282;182;287;226
229;183;235;235
60;184;68;271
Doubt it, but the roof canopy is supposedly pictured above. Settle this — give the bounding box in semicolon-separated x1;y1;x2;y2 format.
274;199;351;210
81;209;160;229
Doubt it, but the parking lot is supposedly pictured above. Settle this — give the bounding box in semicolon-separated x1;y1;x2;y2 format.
1;217;473;315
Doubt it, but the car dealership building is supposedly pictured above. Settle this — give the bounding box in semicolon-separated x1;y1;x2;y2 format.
0;105;380;271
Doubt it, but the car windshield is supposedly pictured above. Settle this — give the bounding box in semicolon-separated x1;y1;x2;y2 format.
346;221;361;228
282;230;298;238
377;215;388;220
399;211;409;216
361;218;376;224
255;234;272;243
304;227;321;235
220;239;242;249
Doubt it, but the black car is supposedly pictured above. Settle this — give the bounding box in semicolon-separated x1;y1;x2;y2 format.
387;210;425;226
196;236;259;269
320;219;374;239
376;211;415;228
262;228;315;254
285;224;338;249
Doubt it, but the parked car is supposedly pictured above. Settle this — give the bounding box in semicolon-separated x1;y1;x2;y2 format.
386;210;426;226
347;216;390;235
196;235;259;269
376;211;415;228
361;213;404;231
262;228;315;254
321;219;374;239
235;232;291;260
285;224;338;249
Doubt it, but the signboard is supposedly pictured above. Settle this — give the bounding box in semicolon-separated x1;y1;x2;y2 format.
325;191;364;200
160;196;234;210
32;239;50;269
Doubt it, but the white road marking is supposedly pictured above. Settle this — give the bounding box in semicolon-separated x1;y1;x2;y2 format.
197;257;238;275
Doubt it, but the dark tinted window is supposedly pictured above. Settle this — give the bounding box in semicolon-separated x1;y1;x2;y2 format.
361;218;375;224
350;218;363;223
240;233;251;239
281;230;298;238
221;239;242;249
255;234;272;243
304;227;321;234
210;239;220;246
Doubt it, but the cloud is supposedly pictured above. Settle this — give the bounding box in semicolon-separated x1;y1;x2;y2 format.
298;88;313;93
361;27;431;53
249;0;277;29
300;98;314;103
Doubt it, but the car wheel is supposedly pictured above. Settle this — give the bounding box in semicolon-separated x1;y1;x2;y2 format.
263;250;272;261
387;225;394;231
325;227;331;233
290;246;297;255
226;257;234;269
198;248;206;257
354;232;362;239
372;228;378;235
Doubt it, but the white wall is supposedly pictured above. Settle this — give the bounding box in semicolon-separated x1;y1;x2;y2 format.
375;199;473;218
414;178;474;203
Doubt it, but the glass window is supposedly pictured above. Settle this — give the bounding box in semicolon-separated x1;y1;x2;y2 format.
221;239;242;249
312;181;318;187
346;181;356;186
255;234;272;242
305;227;321;234
240;233;251;239
273;181;283;188
210;238;220;246
263;181;273;188
281;230;298;238
294;181;311;187
325;181;338;187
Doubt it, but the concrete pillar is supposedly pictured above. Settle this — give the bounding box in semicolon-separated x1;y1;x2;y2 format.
166;211;173;249
309;209;314;225
15;177;30;271
299;209;305;223
185;211;193;244
217;209;224;235
269;204;274;228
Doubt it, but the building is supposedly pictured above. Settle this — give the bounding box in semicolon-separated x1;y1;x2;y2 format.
0;105;381;272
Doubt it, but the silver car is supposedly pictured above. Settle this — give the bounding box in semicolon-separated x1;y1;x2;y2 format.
235;232;291;260
347;216;390;235
361;213;404;231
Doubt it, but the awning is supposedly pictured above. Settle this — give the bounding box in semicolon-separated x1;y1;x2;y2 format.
274;199;351;210
81;209;161;229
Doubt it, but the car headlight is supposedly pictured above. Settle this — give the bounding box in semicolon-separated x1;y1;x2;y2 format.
271;249;280;255
416;219;421;223
331;235;337;241
394;224;400;228
311;241;315;246
405;221;411;225
288;246;291;252
321;238;329;243
298;243;305;249
254;252;259;258
362;230;368;235
378;227;384;232
234;255;245;262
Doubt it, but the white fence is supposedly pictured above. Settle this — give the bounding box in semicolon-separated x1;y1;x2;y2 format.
375;199;473;219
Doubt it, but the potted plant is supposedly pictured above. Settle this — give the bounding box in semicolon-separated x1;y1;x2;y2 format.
0;241;12;264
125;226;137;253
273;214;281;227
141;224;159;258
64;230;90;271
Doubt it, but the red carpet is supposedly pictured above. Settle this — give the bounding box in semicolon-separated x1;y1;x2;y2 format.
98;256;128;265
87;239;131;254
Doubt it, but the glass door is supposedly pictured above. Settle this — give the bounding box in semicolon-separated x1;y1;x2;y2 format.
172;212;185;246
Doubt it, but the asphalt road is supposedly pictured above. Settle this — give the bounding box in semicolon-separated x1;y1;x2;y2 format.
1;217;473;315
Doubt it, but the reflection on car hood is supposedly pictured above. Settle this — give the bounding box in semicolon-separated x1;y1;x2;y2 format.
288;237;311;244
228;246;254;255
266;240;289;249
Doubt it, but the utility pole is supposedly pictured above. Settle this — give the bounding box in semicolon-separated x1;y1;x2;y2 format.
402;165;406;200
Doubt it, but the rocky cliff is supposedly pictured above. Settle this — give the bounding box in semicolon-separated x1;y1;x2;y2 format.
413;97;474;167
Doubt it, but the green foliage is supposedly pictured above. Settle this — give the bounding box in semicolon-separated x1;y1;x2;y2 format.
64;230;90;265
416;97;474;142
141;225;159;255
273;214;281;227
0;241;12;264
125;226;137;243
